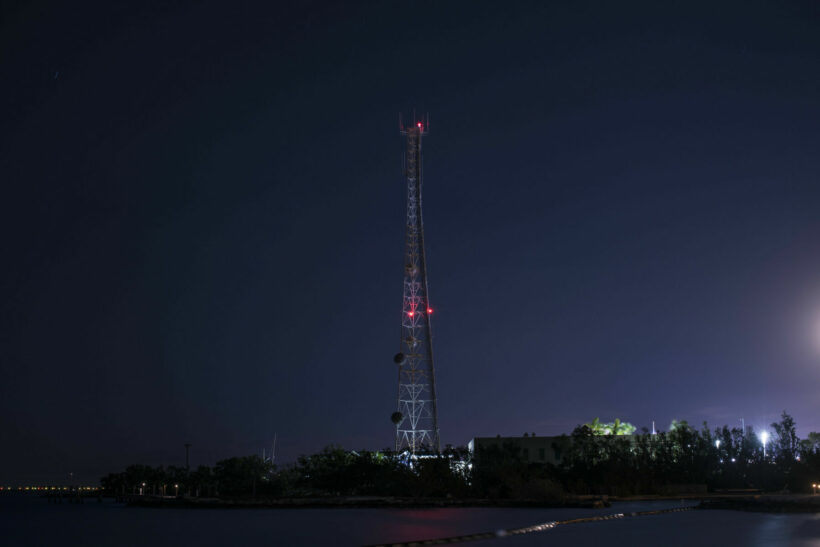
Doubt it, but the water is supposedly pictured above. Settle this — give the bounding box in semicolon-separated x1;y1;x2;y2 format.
1;495;819;546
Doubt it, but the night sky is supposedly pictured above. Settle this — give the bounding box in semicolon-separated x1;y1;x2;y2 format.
3;1;820;484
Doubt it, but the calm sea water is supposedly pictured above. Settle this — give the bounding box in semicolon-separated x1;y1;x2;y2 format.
1;495;819;546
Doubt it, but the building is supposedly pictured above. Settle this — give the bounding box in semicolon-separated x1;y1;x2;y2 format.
468;434;573;466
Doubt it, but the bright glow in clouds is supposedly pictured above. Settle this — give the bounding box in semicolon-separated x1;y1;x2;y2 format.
808;308;820;355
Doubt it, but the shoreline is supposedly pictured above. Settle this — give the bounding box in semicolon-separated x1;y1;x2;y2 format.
698;494;820;513
124;495;611;510
121;493;820;513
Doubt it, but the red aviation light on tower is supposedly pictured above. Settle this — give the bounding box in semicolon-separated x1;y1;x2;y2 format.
407;311;415;318
427;307;433;314
399;112;429;135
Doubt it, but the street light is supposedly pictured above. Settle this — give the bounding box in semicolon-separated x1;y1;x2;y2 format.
174;484;179;497
760;431;769;459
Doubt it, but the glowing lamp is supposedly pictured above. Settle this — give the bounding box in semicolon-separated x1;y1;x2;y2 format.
408;311;414;317
427;308;433;314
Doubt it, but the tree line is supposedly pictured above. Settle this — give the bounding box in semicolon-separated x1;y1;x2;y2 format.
100;446;474;499
560;412;819;495
101;412;820;500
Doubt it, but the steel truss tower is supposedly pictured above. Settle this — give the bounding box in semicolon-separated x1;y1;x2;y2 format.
393;116;440;454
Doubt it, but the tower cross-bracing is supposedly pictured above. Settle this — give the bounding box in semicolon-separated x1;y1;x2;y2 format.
393;116;440;454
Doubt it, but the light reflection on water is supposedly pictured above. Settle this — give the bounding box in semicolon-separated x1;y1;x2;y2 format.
0;495;818;546
751;513;820;547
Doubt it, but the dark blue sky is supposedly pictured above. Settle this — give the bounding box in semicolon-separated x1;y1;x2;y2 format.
2;1;820;484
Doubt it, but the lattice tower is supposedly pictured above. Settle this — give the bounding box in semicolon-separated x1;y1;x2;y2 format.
393;117;440;454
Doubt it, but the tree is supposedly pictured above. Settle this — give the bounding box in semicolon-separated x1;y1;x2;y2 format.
583;418;606;435
609;419;636;436
214;455;272;497
771;411;799;470
669;419;692;433
582;417;636;436
189;465;215;497
800;432;820;458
